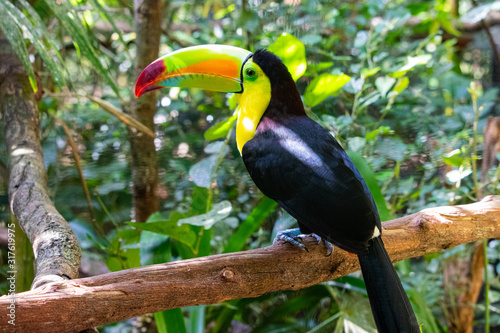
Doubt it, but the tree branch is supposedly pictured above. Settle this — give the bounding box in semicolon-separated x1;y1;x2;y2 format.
0;30;81;289
461;10;500;32
1;196;499;333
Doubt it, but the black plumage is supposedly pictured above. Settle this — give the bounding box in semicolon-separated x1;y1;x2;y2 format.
242;49;419;333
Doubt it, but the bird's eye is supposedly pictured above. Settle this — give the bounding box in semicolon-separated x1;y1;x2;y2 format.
245;68;256;77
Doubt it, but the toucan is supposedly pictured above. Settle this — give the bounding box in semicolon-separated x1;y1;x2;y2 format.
135;44;420;332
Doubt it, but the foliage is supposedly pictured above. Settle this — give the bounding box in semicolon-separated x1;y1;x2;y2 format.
1;0;500;332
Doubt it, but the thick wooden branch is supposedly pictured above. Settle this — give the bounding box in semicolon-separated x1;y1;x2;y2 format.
1;196;499;333
0;30;81;288
461;10;500;32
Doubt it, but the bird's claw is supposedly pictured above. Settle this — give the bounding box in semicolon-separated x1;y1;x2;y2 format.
322;239;334;257
274;228;309;252
274;229;334;256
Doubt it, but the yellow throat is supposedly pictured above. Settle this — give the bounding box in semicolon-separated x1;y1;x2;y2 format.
235;59;272;154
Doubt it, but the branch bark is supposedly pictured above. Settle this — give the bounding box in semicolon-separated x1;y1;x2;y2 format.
1;196;499;333
0;30;81;289
460;10;500;32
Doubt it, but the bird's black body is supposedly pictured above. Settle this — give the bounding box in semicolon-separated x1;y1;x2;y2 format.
242;50;419;332
243;49;378;254
243;114;377;254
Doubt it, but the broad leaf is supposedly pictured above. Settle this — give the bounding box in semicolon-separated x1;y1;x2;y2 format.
442;149;464;167
304;73;351;107
127;212;197;247
224;197;277;253
268;33;307;81
155;308;187;333
375;76;396;98
204;114;237;140
374;136;407;162
346;150;393;222
392;77;410;94
177;201;232;229
189;141;229;188
391;55;432;78
3;0;67;87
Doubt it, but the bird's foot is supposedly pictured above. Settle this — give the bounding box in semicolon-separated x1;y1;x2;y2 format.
274;228;310;251
274;228;334;256
321;239;334;257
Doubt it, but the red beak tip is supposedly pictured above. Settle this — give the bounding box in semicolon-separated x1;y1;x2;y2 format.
134;87;143;98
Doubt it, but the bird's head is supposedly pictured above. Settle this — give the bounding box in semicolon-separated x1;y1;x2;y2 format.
135;44;301;153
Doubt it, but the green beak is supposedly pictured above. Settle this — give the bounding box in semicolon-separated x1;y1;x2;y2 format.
135;45;253;97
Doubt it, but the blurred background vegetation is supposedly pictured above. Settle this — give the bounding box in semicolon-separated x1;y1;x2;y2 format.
0;0;500;332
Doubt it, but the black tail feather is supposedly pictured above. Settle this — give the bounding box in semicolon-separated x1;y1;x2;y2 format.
358;237;419;333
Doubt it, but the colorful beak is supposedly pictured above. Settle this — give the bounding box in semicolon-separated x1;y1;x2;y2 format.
135;45;253;97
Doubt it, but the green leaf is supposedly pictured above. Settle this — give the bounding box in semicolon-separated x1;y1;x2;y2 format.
228;93;240;109
187;305;206;333
191;186;210;215
177;201;232;229
3;0;67;87
392;77;410;95
374;136;407;162
307;62;334;73
139;231;171;266
391;55;432;78
223;197;277;253
155;308;187;333
360;67;380;78
438;12;461;36
106;256;122;272
357;90;381;111
204;114;237;140
301;34;322;45
127;212;197;247
123;248;141;269
304;73;351;107
0;1;37;92
44;0;121;98
375;76;396;98
268;33;307;81
189;142;229;188
365;126;393;141
189;155;218;188
346;150;393;222
442;149;464;167
87;0;128;48
214;4;235;20
332;276;367;294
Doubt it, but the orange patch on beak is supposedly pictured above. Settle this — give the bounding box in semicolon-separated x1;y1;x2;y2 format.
180;59;240;79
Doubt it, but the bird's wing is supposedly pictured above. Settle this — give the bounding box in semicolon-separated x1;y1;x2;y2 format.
243;117;378;254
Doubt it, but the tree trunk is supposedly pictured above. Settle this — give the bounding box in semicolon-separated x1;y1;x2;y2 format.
125;0;163;222
444;243;485;333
